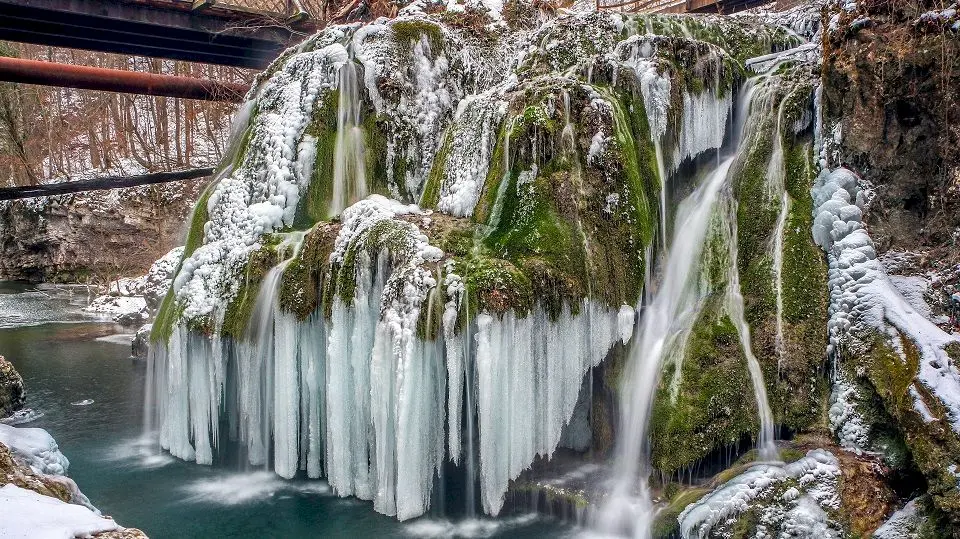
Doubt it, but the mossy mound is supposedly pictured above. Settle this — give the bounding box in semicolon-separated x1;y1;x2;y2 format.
842;334;960;533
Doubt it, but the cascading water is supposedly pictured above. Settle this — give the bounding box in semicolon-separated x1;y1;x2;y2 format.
331;59;368;215
761;90;791;373
724;223;778;461
595;154;737;538
594;76;779;537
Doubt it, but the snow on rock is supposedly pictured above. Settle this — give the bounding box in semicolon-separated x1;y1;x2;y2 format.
174;43;349;319
107;277;146;297
812;167;960;432
678;449;843;538
873;498;926;539
143;246;184;311
435;90;508;217
84;296;148;326
0;484;119;539
85;246;184;326
0;424;70;476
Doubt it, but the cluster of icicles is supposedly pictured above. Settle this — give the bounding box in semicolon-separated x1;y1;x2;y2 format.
144;11;800;533
147;251;630;519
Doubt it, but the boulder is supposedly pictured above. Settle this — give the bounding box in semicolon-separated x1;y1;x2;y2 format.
131;325;151;360
0;356;25;419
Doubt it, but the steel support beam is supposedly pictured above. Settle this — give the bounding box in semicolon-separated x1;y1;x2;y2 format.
0;56;250;102
0;0;306;69
0;168;215;200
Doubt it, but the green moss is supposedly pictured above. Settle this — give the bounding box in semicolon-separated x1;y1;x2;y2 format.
221;244;280;339
652;487;710;538
362;110;397;198
150;287;181;344
457;253;534;318
279;225;337;320
183;186;214;258
650;298;757;474
294;91;339;227
473;120;511;225
853;335;960;526
419;131;452;209
391;19;445;53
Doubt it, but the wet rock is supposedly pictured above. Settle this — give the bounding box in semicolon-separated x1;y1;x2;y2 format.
0;356;25;419
132;324;151;360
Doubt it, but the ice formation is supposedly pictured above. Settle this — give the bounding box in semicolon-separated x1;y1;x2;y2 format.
475;302;625;514
174;43;349;319
678;450;843;538
828;375;869;452
0;424;70;476
434;91;508;217
873;498;925;539
812;167;960;431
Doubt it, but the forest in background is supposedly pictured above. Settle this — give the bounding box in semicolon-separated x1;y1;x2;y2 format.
0;42;251;187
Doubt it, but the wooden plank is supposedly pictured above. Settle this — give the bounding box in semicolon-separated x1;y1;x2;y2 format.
0;168;214;201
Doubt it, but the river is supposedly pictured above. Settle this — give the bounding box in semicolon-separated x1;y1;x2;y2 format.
0;282;570;538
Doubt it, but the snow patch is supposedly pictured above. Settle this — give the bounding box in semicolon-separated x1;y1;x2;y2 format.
0;485;120;539
678;449;843;538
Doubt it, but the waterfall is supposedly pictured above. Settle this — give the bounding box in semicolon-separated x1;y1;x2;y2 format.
595;155;735;538
331;60;368;216
772;191;791;372
766;97;789;372
594;78;773;538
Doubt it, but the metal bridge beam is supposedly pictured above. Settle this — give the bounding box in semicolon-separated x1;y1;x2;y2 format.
0;56;251;102
0;168;215;201
0;0;308;69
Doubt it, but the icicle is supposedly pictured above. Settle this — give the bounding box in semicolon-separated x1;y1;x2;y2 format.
475;301;623;516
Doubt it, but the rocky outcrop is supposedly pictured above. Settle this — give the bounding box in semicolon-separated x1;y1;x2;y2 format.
132;325;151;360
85;246;185;328
0;180;205;283
821;2;960;534
0;425;148;538
0;356;24;419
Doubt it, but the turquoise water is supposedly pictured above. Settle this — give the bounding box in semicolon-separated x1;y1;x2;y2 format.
0;283;572;538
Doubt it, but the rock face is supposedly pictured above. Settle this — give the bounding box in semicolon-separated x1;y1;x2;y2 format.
0;181;205;283
84;246;185;328
823;2;960;262
0;356;25;419
821;2;960;534
132;325;151;360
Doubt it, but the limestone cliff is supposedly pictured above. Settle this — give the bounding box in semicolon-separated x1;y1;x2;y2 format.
0;180;206;283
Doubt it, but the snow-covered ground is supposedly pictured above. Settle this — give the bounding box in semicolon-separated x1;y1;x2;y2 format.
0;485;120;539
83;246;184;327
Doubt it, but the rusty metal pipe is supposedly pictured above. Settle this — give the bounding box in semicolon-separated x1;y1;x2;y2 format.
0;56;250;102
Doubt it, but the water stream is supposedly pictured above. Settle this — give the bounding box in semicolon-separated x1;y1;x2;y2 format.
594;76;779;537
332;59;369;216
